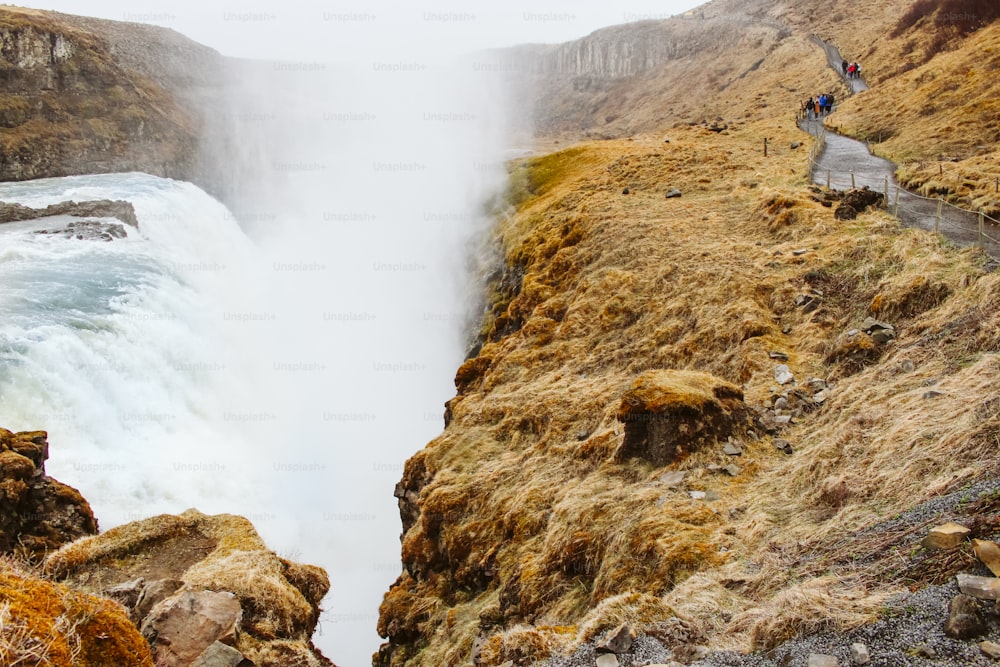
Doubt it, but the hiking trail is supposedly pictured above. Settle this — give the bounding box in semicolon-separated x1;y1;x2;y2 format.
801;39;1000;259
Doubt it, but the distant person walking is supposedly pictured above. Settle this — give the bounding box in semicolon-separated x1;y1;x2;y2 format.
854;62;862;79
818;94;827;116
841;59;848;76
804;97;815;119
814;97;822;118
824;92;834;113
847;63;856;79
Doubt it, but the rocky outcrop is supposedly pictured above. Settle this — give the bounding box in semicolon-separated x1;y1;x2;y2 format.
0;198;139;226
615;370;754;466
46;509;335;667
0;428;97;557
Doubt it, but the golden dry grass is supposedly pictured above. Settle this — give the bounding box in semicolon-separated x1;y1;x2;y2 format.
377;109;1000;666
0;556;152;667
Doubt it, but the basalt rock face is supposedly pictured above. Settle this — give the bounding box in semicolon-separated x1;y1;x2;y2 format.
0;198;139;226
0;428;98;558
0;7;202;184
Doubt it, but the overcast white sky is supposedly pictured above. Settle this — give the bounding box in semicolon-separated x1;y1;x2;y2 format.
15;0;706;61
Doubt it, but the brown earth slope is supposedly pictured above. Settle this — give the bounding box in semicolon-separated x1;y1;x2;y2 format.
378;3;1000;664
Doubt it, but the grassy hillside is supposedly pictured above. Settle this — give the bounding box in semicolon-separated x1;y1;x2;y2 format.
377;3;1000;662
377;100;1000;663
516;0;1000;214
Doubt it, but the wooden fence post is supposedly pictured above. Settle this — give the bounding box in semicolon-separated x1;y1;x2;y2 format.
827;170;831;189
884;176;889;208
935;199;942;234
851;171;856;189
980;212;986;249
894;188;900;217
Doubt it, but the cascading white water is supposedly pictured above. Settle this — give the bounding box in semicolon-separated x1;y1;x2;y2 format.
0;57;512;665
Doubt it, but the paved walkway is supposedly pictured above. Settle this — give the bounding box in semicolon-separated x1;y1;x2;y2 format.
801;39;1000;258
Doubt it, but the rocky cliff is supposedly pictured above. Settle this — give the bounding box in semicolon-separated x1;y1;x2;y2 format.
0;8;203;184
0;428;335;667
379;1;1000;665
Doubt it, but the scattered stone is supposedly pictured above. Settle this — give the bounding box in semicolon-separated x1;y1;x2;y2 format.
773;439;794;454
724;464;742;477
861;318;894;334
923;390;944;399
870;329;895;344
665;188;683;199
944;594;986;639
774;415;792;424
901;359;915;373
191;641;249;667
834;203;859;220
846;328;860;337
791;141;801;149
596;654;620;667
769;351;789;361
596;623;633;654
689;491;707;500
134;578;185;624
808;653;839;667
659;471;687;488
773;396;789;411
622;188;630;195
707;464;723;473
958;573;1000;600
103;578;145;611
915;643;937;659
974;539;1000;576
576;430;590;441
850;642;870;665
922;522;970;550
705;491;720;501
813;390;829;404
774;365;794;385
782;325;792;334
723;442;743;456
981;641;1000;660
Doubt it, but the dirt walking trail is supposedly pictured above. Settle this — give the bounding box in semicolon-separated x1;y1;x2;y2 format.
801;39;1000;259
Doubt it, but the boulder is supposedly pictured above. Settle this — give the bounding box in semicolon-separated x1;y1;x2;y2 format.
981;641;1000;660
957;574;1000;600
774;365;794;385
140;589;243;666
596;654;620;667
665;188;683;199
944;594;986;639
615;370;753;466
922;523;970;550
596;623;633;654
191;641;252;667
850;642;870;665
973;539;1000;576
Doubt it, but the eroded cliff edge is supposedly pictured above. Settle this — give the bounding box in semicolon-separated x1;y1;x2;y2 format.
377;2;1000;664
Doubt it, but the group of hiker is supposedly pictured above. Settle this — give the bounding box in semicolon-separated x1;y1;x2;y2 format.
841;59;862;79
802;93;835;119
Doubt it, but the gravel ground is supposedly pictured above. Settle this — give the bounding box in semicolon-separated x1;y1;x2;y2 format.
541;477;1000;667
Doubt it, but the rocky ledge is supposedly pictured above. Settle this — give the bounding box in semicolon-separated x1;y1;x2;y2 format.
0;199;139;227
0;428;336;667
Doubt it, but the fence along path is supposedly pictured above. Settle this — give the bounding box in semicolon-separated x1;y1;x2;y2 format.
801;39;1000;259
